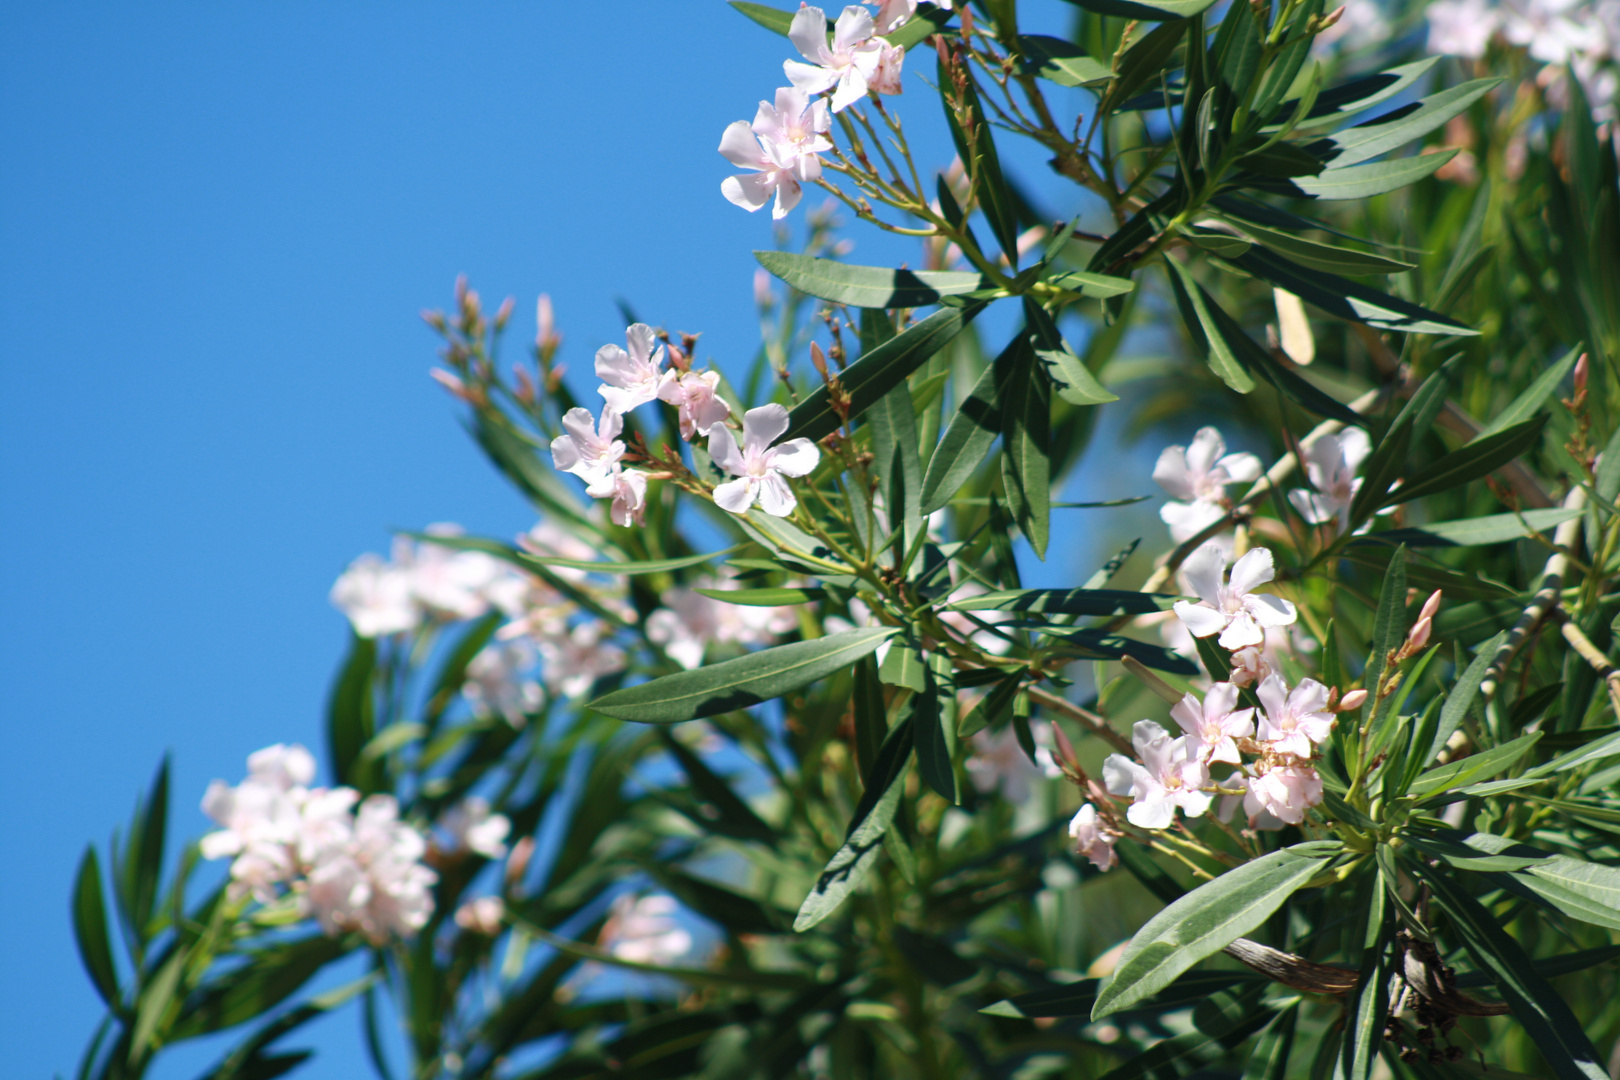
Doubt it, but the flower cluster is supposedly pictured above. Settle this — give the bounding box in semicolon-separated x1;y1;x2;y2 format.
200;744;442;944
597;893;694;966
719;3;919;218
1153;427;1261;544
1427;0;1620;119
646;572;797;669
330;526;527;638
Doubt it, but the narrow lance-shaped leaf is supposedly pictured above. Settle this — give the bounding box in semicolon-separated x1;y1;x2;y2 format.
782;302;986;445
914;654;959;804
1478;344;1582;438
589;627;900;723
1019;34;1111;87
1000;335;1051;557
1092;841;1342;1018
1310;78;1503;168
1059;0;1219;24
1234;247;1477;336
919;334;1020;515
72;847;120;1009
1165;258;1256;393
1409;731;1541;798
868;362;924;565
1291;151;1460;199
1025;299;1118;405
1380;416;1548;509
939;56;1019;264
949;587;1176;615
755;251;993;308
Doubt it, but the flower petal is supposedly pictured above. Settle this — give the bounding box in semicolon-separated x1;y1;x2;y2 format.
1174;600;1228;639
756;472;798;517
742;403;790;455
718;120;764;169
1217;612;1265;649
708;426;746;476
1228;547;1276;595
713;477;756;515
784;60;838;94
1186;427;1225;478
1247;592;1298;627
1180;542;1228;605
788;5;829;63
767;437;820;477
1152;445;1197;499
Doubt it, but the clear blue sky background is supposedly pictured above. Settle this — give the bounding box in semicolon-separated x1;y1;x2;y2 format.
1;4;1177;1077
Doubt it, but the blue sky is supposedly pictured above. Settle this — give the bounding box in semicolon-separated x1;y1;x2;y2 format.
0;4;1173;1076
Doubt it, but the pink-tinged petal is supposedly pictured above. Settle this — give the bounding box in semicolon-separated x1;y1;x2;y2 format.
708;427;746;476
773;85;813;122
771;174;804;219
713;477;756;514
1186;427;1225;478
1160;499;1224;542
584;469;617;499
1181;542;1228;605
600;384;655;414
806;96;831;134
625;324;659;368
1102;753;1144;796
1289;678;1331;717
1126;792;1176;830
722;172;775;212
1152;445;1197;499
550;433;582;473
829;66;870;112
594;344;635;386
1204;682;1240;719
559;406;597;445
1218;612;1265;650
1176;788;1213;819
742;403;790;455
718;121;765;169
597;407;624;441
1289;488;1332;525
694;393;732;436
1228;547;1276;595
1218;452;1262;485
794;153;823;184
1247;592;1298;627
784;60;838;94
767;437;820;477
1301;435;1342;492
1206;738;1243;766
1131;720;1171;760
1340;427;1372;472
750;99;782;140
756;472;798;516
1174;600;1228;639
831;4;875;50
1170;693;1203;736
1256;674;1289;724
788;5;830;63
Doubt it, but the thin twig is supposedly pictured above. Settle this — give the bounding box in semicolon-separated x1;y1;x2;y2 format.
1027;685;1135;756
1480;487;1586;709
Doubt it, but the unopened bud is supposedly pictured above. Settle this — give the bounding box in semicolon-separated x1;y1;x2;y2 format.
454;896;505;936
1418;589;1442;622
513;364;536;405
454;274;468;304
1406;616;1432;653
1575;353;1590;397
753;267;775;310
505;836;535;888
1318;4;1346;29
1338;688;1368;712
810;341;831;381
494;296;515;330
1048;718;1078;773
421;308;447;332
535;294;560;352
430;368;472;402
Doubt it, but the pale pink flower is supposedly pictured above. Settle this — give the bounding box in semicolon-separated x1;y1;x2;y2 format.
866;0;917;34
199;745;314;869
1256;674;1335;758
518;520;599;583
657;369;733;440
965;724;1062;803
1069;803;1120;871
1288;429;1371;531
1174;545;1298;649
586;466;649;527
1153;427;1261;543
868;40;905;95
1171;683;1255;766
1426;0;1499;56
595;323;671;414
408;527;514;621
785;5;885;112
710;404;821;516
550;406;625;486
455;896;506;935
600;894;693;966
536;623;626;699
1227;646;1269;688
338;795;438;943
1243;763;1324;825
462;640;543;726
646;574;797;669
330;554;418;637
439;797;511;859
1103;721;1212;829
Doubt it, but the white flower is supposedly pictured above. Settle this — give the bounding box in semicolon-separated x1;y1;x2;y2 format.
658;369;733;440
586;466;649;527
1255;674;1335;758
719;87;832;219
595;323;671;414
867;39;905;95
1153;427;1261;543
334;795;438;944
199;743;317;895
1170;683;1255;766
1243;763;1324;825
536;622;626;699
965;724;1062;803
646;574;797;669
330;554;418;637
1173;544;1298;650
1313;0;1392;55
866;0;917;35
550;407;626;486
1426;0;1500;57
463;640;543;726
440;797;511;859
1069;803;1120;871
1103;721;1213;829
454;896;506;936
1502;0;1607;65
599;894;693;966
1288;429;1371;531
710;404;820;516
785;5;886;113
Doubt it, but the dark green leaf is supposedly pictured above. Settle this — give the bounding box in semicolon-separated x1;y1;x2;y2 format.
693;586;826;606
1380;416;1548;509
1045;269;1137;298
1479;344;1583;438
659;730;777;845
914;655;959;803
783;302;986;444
919;335;1020;515
1291;57;1441;129
1311;78;1502;167
957;670;1023;738
171;937;348;1040
948;587;1176;615
1292;151;1459;199
1409;731;1541;799
1060;0;1218;22
1364;509;1582;548
1026;299;1118;405
1233;247;1477;336
1165;257;1256;393
1216;216;1415;275
1042;627;1202;675
327;634;377;792
755;251;992;308
1092;842;1341;1018
1019;34;1111;87
589;627;899;723
729;1;792;35
852;655;887;783
869;370;924;563
1000;332;1051;557
939;57;1019;262
1102;21;1189;114
1429;631;1506;765
879;641;928;691
72;848;120;1009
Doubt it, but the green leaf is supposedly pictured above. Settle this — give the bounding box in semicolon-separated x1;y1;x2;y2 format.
1102;21;1189;117
1312;78;1502;168
1243;336;1368;426
948;587;1176;615
1026;299;1118;405
658;730;777;845
869;369;924;563
1417;864;1608;1080
919;335;1019;515
72;848;120;1009
1059;0;1219;21
782;302;986;444
327;633;377;793
1429;631;1507;766
1019;34;1111;87
1045;269;1137;298
1479;344;1583;438
1164;257;1256;393
1000;333;1051;557
852;655;888;783
1380;416;1548;509
1098;985;1276;1080
1409;731;1541;799
879;640;928;691
939;56;1019;263
1233;247;1477;336
755;251;992;309
1040;627;1202;675
693;587;826;607
589;627;899;723
125;758;170;938
913;657;959;803
729;1;792;35
1214;216;1415;275
1365;508;1582;548
794;714;914;930
1516;857;1620;931
1404;831;1549;872
1290;57;1441;129
957;670;1023;738
1091;841;1342;1018
1291;151;1459;199
884;5;954;50
202;974;377;1080
171;936;347;1040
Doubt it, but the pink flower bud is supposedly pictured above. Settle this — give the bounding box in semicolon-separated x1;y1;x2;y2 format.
1337;688;1368;712
1406;616;1432;652
535;294;558;351
753;268;775;310
1575;353;1590;397
1418;589;1442;622
429;368;471;402
506;836;535;888
494;296;515;330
